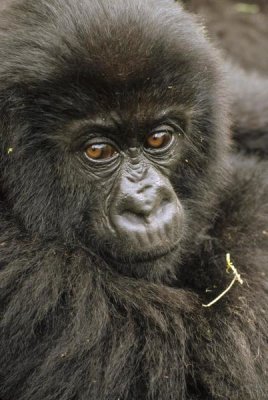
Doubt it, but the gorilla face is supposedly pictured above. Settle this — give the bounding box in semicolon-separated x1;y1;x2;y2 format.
0;0;229;279
70;112;185;277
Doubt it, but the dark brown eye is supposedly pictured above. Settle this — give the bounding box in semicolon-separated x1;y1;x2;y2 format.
85;143;118;161
145;131;173;150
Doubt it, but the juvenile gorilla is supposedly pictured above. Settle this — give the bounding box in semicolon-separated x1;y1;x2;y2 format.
0;1;267;399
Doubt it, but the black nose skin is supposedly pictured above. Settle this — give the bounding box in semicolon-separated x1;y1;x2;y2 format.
111;166;183;248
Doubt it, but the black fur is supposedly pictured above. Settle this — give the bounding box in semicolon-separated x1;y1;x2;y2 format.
0;1;267;399
227;65;268;156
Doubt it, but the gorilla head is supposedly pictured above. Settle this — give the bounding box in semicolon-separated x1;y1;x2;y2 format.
0;0;228;280
0;1;267;400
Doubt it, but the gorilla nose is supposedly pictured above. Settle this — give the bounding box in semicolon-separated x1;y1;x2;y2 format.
120;189;169;222
111;179;181;246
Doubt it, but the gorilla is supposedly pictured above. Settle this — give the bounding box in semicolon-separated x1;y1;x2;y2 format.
182;0;268;156
183;0;268;76
0;1;267;399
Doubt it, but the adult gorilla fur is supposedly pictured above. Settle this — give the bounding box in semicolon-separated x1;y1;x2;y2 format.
0;1;267;399
182;0;268;156
183;0;268;76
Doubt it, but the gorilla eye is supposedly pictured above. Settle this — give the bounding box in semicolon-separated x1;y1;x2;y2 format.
85;143;118;161
145;131;173;151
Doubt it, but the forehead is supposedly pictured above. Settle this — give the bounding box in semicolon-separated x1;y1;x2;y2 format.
53;37;214;124
54;74;193;142
34;36;216;144
48;3;217;121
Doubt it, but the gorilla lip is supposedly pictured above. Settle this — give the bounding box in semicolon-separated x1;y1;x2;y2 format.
105;240;180;265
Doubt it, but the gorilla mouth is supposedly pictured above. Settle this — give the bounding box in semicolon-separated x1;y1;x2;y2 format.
105;241;180;265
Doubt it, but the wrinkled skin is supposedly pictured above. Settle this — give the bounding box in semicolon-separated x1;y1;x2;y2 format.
0;1;267;400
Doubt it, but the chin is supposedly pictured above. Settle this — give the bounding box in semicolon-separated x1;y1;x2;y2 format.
106;245;181;282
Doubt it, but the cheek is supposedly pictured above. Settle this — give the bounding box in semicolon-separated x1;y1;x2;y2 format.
75;184;116;241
